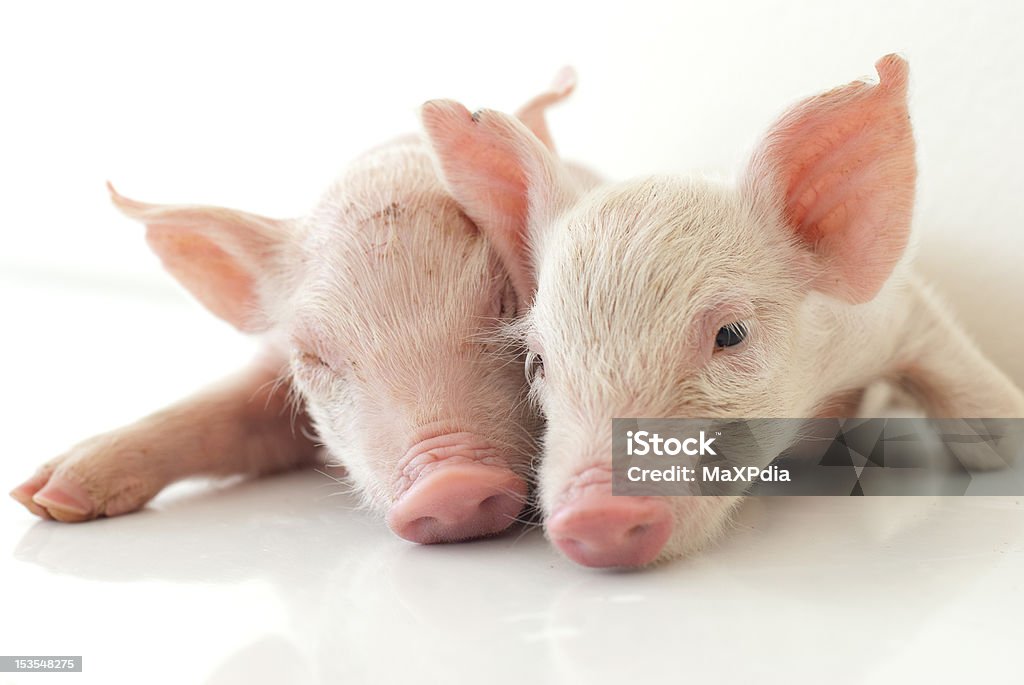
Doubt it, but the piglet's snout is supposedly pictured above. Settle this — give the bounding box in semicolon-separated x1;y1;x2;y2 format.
387;464;526;544
387;433;526;544
548;484;673;568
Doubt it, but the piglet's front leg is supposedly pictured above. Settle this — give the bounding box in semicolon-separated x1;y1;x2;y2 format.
10;355;318;522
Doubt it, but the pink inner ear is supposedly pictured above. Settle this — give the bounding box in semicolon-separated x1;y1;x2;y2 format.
145;228;262;330
750;54;916;303
108;184;281;332
421;100;545;306
513;66;577;152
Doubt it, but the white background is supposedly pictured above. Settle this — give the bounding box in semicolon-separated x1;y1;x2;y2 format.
3;0;1022;379
1;1;1022;684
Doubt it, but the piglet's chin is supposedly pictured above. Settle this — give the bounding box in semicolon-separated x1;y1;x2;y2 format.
385;432;527;544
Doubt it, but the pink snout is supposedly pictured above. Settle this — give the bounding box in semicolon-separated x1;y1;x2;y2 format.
387;462;526;544
548;491;673;568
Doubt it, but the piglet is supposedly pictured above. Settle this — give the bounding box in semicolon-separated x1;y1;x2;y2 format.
10;73;578;544
423;55;1024;565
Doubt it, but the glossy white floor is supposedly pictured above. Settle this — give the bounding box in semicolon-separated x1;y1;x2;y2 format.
2;269;1024;685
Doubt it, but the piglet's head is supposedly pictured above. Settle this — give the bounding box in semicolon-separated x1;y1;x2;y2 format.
106;70;577;544
107;164;537;545
424;55;917;565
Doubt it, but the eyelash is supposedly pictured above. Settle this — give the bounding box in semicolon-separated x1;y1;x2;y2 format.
294;351;341;384
714;321;749;351
297;351;329;368
525;349;544;385
498;281;517;321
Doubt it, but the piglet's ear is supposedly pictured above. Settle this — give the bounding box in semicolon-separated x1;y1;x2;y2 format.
108;183;294;332
514;66;577;153
743;54;916;303
421;74;574;308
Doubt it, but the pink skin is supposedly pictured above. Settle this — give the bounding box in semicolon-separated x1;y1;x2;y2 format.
423;55;1024;566
387;431;528;543
11;73;580;542
545;467;672;568
10;356;318;522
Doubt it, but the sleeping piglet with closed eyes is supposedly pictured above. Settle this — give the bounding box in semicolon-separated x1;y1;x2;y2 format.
10;72;579;544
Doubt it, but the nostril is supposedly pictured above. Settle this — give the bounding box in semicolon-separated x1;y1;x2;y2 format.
387;462;527;544
627;523;650;540
478;494;505;513
548;495;674;568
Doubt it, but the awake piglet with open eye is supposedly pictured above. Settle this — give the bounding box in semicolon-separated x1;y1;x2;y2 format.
423;55;1024;565
10;74;578;544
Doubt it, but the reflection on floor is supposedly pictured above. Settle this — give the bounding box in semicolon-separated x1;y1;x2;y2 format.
3;281;1023;685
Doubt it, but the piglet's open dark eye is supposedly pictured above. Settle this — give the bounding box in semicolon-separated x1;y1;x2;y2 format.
715;322;748;349
525;350;545;384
